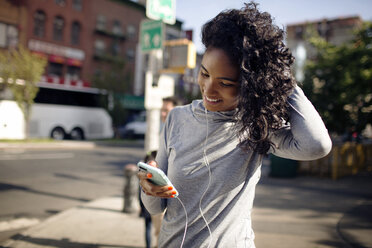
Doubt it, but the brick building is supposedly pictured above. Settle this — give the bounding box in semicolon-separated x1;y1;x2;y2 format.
25;0;90;85
89;0;145;83
0;0;184;94
286;16;363;81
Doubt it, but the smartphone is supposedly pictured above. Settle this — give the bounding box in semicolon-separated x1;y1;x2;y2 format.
137;162;179;197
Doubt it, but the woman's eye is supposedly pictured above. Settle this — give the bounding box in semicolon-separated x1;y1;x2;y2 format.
200;71;209;78
220;82;235;87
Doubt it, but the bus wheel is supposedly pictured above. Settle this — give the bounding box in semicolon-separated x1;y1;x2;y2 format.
51;127;65;140
70;128;85;140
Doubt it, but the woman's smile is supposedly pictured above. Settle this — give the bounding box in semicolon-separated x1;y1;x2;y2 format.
205;95;222;103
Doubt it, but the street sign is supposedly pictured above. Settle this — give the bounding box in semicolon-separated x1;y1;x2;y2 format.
140;20;164;52
146;0;176;25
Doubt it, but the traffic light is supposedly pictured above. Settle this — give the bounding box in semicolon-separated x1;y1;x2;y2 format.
162;39;196;74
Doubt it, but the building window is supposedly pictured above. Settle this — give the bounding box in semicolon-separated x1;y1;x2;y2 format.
48;62;64;77
0;22;18;48
7;25;18;47
111;41;121;56
72;0;82;11
0;23;6;47
71;21;81;45
127;24;136;40
94;40;105;55
317;23;323;37
53;16;64;41
166;33;177;40
112;20;122;35
33;10;46;37
67;66;81;80
55;0;66;7
126;48;135;61
295;26;303;39
96;15;106;31
94;69;102;78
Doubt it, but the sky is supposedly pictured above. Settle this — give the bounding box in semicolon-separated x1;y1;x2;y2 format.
175;0;372;53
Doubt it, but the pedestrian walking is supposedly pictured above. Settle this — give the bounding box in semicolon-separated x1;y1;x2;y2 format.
138;2;332;247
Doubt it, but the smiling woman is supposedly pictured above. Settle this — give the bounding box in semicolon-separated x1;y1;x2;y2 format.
139;2;332;248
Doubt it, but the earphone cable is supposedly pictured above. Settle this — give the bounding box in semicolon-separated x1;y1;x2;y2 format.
199;106;213;248
176;197;188;248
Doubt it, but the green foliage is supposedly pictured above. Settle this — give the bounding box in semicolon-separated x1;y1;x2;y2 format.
0;45;47;138
303;22;372;134
91;58;132;127
91;59;130;93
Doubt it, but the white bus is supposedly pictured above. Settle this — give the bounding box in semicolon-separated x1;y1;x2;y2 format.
0;81;113;140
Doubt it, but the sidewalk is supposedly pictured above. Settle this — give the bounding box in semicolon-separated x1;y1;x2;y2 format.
0;140;145;150
253;170;372;248
2;167;372;248
2;197;146;248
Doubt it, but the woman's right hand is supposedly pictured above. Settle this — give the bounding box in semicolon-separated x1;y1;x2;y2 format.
137;160;177;198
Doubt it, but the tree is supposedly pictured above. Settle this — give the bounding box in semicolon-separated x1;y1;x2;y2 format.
302;22;372;135
0;45;47;137
91;58;132;127
91;59;131;93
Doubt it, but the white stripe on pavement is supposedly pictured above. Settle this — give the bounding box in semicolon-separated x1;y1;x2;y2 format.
0;218;40;231
0;153;75;161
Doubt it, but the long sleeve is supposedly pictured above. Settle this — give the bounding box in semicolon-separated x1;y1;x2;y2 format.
268;85;332;160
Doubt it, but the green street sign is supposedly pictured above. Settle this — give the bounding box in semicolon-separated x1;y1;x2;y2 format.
146;0;176;25
140;20;164;52
118;94;144;110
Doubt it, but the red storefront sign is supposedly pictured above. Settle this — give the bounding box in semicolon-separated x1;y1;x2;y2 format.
67;58;82;67
49;55;65;64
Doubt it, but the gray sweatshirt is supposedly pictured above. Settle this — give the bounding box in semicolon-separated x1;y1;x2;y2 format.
141;86;332;248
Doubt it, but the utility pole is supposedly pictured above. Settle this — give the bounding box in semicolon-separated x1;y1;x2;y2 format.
144;49;163;152
141;0;198;153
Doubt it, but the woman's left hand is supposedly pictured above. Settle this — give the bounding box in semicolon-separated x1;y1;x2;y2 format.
137;160;177;198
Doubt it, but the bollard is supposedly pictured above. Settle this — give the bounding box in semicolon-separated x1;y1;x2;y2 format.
123;163;139;213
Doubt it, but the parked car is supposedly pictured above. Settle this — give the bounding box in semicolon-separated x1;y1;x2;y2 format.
118;111;146;139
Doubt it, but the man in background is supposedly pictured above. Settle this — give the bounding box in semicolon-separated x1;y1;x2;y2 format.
160;97;180;128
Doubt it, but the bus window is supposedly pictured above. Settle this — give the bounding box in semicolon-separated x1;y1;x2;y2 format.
29;86;113;140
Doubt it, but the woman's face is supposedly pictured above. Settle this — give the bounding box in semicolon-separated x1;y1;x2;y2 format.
198;47;240;112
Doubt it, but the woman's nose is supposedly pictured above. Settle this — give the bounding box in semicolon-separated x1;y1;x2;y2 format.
203;80;215;95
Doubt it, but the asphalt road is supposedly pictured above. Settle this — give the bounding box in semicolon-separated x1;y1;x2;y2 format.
0;145;144;243
1;142;371;248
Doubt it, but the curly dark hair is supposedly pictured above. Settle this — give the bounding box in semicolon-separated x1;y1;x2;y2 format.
201;1;296;154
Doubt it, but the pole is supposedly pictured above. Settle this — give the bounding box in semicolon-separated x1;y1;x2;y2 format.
144;49;163;153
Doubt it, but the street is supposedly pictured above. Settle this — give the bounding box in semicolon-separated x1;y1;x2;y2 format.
0;145;144;244
0;144;371;248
